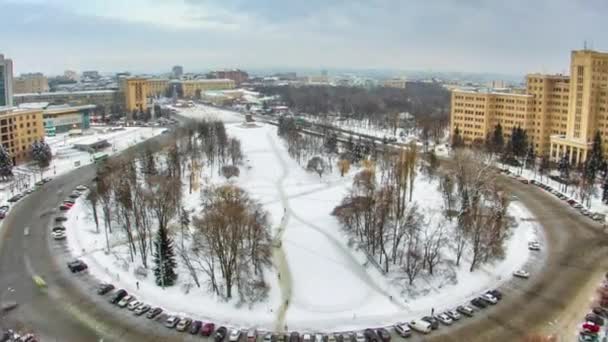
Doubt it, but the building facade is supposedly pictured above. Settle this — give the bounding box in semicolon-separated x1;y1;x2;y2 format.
146;79;169;98
0;54;14;107
382;78;407;89
211;69;249;85
172;65;183;79
42;104;93;136
450;49;608;164
13;73;49;94
182;79;235;98
13;90;121;115
0;107;45;164
123;77;149;116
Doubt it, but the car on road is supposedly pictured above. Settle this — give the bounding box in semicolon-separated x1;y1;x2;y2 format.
513;269;530;279
480;293;498;305
97;283;114;295
375;328;390;342
228;328;241;342
146;307;162;319
486;289;503;300
408;320;432;334
117;295;135;308
393;323;411;337
127;300;142;310
436;313;453;325
190;320;202;334
165;316;179;328
456;305;475;317
109;289;127;304
471;298;487;309
215;327;228;342
176;317;192;332
134;304;150;316
67;259;87;273
446;310;462;321
201;323;215;336
421;316;439;329
52;230;66;240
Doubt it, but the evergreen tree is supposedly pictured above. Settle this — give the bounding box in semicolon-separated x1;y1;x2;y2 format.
452;126;464;148
324;133;338;154
538;154;550;182
153;226;178;287
603;177;608;203
491;123;504;155
558;153;570;189
587;130;604;182
0;146;13;181
30;139;53;174
525;143;536;171
601;160;608;179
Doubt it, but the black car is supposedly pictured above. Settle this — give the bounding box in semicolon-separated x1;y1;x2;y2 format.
421;316;439;330
585;313;604;326
215;326;228;342
593;307;608;318
375;328;390;342
64;199;76;204
487;289;502;300
67;260;88;273
55;216;68;222
363;329;379;342
52;226;66;232
97;283;115;295
7;195;21;203
190;320;202;334
471;298;487;309
289;332;299;342
146;307;162;319
110;289;128;304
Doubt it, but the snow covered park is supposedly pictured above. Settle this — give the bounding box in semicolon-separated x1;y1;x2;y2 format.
63;105;541;332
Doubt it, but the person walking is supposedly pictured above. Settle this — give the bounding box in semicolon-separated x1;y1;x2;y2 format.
136;281;140;290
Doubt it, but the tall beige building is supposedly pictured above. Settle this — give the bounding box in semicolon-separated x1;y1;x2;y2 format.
123;77;149;117
13;73;49;94
451;49;608;164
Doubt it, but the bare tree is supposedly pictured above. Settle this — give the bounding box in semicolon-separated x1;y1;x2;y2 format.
422;221;445;275
86;188;100;234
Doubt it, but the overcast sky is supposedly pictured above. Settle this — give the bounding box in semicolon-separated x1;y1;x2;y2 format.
1;0;607;76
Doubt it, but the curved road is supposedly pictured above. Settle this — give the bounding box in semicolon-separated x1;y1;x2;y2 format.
0;133;606;340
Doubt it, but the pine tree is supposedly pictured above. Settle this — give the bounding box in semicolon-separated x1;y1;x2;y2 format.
538;154;550;182
587;130;603;183
153;226;178;287
491;123;504;155
525;143;536;173
0;146;13;181
30;139;52;174
603;177;608;203
452;126;464;148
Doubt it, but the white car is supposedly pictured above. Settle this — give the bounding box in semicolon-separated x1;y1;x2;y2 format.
513;269;530;279
229;329;241;342
52;231;66;240
264;333;272;342
314;334;323;342
302;334;313;342
165;315;179;328
355;332;365;342
127;300;142;310
327;334;338;342
408;320;432;334
528;242;541;251
75;185;88;191
446;310;461;321
394;323;411;337
117;295;135;307
436;313;453;325
481;294;498;305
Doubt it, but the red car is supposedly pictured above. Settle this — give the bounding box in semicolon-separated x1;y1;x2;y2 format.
201;323;215;336
582;322;600;333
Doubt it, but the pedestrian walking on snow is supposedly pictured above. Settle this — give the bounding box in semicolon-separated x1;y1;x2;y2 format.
136;281;139;290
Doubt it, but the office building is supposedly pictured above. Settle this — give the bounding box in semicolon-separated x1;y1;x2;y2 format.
0;107;45;164
172;65;184;79
13;73;49;94
14;90;121;115
210;69;249;85
0;54;14;107
41;104;93;136
82;71;100;79
146;79;169;98
123;77;149;116
182;79;235;98
64;70;78;81
450;49;608;164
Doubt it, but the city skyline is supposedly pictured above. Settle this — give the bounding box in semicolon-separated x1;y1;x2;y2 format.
2;0;607;75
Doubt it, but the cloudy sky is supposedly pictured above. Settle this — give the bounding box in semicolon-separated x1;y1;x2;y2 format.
1;0;607;76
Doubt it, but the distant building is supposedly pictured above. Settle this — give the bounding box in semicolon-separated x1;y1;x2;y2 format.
13;90;121;115
13;73;49;94
172;65;184;79
0;107;44;164
64;70;78;81
0;54;14;107
486;80;507;89
82;71;100;79
182;79;235;98
307;75;329;85
382;78;407;89
41;104;94;135
274;72;297;81
123;77;149;117
146;79;169;98
210;69;248;85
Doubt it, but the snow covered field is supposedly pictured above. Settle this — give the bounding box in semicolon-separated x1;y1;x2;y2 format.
64;105;539;331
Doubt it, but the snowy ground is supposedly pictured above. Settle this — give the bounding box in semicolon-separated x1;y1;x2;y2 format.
64;105;539;331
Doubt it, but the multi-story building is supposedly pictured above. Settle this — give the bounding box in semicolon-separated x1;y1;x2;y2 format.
0;107;44;164
146;79;169;98
451;49;608;164
0;54;14;107
210;69;249;85
13;73;49;94
172;65;183;79
182;79;235;98
13;90;121;115
123;77;149;116
82;71;100;79
64;70;78;81
42;104;94;135
382;78;407;89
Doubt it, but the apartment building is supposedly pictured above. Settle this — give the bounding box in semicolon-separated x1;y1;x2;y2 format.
123;77;149;115
0;107;45;164
13;73;49;94
182;79;235;98
13;90;121;115
146;79;169;98
451;49;608;164
0;54;13;107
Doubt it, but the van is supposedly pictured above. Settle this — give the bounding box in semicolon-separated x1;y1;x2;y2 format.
408;320;432;334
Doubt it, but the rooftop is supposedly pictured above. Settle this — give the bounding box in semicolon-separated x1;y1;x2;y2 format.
14;89;118;97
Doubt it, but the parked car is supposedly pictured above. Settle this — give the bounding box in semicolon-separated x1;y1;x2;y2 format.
109;289;127;304
127;300;142;311
52;231;66;240
408;320;432;334
585;313;604;326
302;333;313;342
55;216;68;222
247;329;257;342
63;199;76;204
393;323;411;337
355;332;365;342
363;329;379;342
69;192;81;199
134;304;150;316
146;307;162;319
289;332;299;342
176;318;192;332
201;323;215;336
117;295;135;308
593;307;608;318
582;322;600;333
165;316;179;328
97;283;114;295
579;331;599;341
59;204;71;211
67;259;87;273
190;320;202;334
456;305;475;317
229;329;241;342
513;269;530;279
215;327;228;342
375;328;390;342
75;185;88;191
436;313;453;325
52;225;66;232
480;293;498;305
470;298;487;309
446;309;462;321
528;241;541;251
421;316;439;330
486;289;503;300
